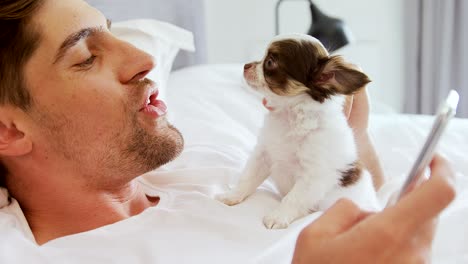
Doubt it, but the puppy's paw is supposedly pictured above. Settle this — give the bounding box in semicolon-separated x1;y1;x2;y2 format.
263;209;292;229
215;191;246;206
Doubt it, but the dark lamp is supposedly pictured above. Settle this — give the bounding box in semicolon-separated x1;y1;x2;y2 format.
275;0;353;52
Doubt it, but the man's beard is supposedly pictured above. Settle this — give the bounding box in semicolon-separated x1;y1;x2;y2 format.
120;114;184;174
31;88;184;184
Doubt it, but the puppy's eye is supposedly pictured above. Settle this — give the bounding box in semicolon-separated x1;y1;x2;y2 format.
263;56;276;69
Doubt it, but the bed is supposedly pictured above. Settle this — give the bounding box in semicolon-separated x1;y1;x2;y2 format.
0;1;467;263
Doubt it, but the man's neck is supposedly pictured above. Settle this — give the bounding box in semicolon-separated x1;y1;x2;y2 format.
20;178;159;245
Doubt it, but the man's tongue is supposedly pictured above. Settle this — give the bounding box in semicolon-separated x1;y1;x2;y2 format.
151;96;167;116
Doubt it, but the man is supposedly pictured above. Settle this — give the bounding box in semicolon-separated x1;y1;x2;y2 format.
1;0;184;245
0;0;455;262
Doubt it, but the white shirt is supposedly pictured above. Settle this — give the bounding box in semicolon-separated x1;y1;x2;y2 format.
0;164;320;264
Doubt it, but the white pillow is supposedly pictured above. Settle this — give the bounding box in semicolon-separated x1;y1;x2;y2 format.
111;19;195;100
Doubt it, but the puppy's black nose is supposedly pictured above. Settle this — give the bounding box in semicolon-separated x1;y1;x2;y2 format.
244;63;254;70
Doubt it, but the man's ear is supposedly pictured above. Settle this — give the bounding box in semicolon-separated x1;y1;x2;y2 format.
0;114;32;157
314;55;371;95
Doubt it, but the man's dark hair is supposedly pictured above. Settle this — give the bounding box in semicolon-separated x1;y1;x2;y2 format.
0;0;44;187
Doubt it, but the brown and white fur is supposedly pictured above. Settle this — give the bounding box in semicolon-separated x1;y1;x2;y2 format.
217;34;380;229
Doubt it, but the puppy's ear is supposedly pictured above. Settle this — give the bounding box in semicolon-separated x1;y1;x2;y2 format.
313;55;371;95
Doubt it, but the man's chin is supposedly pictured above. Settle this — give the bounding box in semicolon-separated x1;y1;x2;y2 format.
162;124;184;163
144;124;184;172
124;111;184;173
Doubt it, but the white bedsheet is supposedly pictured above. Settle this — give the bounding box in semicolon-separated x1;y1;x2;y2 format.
166;64;468;263
0;64;467;263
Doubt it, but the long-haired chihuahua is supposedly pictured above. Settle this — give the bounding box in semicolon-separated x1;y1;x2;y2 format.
217;34;380;229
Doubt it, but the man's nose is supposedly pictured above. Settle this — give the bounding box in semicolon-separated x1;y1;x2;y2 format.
118;41;156;84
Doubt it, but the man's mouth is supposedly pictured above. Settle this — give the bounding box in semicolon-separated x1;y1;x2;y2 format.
139;90;167;118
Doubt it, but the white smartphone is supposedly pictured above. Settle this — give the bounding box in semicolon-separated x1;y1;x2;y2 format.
387;90;459;206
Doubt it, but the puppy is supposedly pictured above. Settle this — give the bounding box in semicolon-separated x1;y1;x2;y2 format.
217;34;380;229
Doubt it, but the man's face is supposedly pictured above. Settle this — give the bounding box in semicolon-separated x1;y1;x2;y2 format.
23;0;183;186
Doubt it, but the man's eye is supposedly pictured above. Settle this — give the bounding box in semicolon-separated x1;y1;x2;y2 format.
75;55;96;68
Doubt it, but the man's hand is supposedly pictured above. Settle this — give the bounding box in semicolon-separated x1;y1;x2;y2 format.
345;88;385;190
292;155;456;264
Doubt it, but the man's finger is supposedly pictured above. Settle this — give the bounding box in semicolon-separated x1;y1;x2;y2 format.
347;88;370;133
343;95;353;119
382;155;455;236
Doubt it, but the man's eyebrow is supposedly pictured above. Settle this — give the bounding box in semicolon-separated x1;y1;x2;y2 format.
53;25;105;65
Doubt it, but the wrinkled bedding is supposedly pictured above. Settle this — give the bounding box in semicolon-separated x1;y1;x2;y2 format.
166;64;468;263
0;64;466;263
